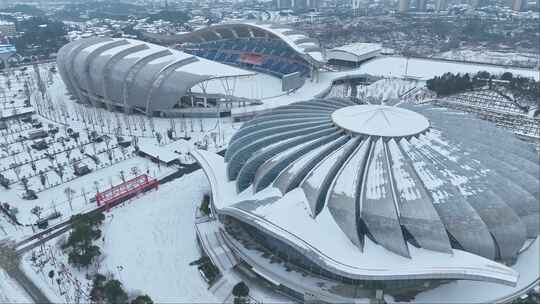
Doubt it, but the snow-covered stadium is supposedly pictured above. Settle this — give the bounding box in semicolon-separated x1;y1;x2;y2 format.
56;22;326;118
192;99;540;302
175;22;325;79
57;37;265;117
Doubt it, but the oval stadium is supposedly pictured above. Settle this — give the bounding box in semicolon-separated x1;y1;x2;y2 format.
56;22;325;118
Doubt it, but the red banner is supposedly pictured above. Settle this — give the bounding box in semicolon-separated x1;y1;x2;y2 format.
240;53;264;65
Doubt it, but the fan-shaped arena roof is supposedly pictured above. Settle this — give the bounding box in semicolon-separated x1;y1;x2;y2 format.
57;37;254;113
192;98;540;286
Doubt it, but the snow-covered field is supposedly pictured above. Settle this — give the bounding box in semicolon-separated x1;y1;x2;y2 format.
326;77;421;104
20;171;216;303
0;63;235;303
101;171;215;302
192;72;284;101
232;55;539;116
358;56;540;80
435;49;540;68
0;269;31;303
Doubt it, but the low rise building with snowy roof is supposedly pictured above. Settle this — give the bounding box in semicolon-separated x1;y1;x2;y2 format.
327;43;382;66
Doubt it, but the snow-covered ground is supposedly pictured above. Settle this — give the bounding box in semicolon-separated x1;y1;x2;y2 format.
232;55;539;116
0;65;182;230
101;171;215;303
2;53;539;303
43;62;240;146
326;77;420;104
435;49;540;68
0;269;31;303
192;72;284;101
20;171;216;303
357;56;540;80
0;63;235;303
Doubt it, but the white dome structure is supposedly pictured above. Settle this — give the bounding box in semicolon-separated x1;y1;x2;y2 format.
330;105;430;138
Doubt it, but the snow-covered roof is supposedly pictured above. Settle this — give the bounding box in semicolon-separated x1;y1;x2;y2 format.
331;105;430;138
0;107;34;120
121;38;253;78
138;141;180;164
330;43;382;57
327;43;382;63
242;22;325;64
176;21;326;66
57;38;255;114
192;98;540;287
192;149;520;287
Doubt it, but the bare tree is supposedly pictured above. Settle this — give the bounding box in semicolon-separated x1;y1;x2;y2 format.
93;181;100;195
148;116;155;132
26;145;34;162
20;177;30;193
65;149;72;163
104;136;113;163
130;166;140;178
56;163;65;182
96;109;105;133
131;115;138;131
124;114;132;136
39;170;48;187
104;114;113;134
0;143;9;157
81;187;88;204
169;119;176;138
138;116;146;132
64;187;76;211
30;206;43;220
119;170;126;183
114;112;123;134
73;105;81;121
12;165;21;181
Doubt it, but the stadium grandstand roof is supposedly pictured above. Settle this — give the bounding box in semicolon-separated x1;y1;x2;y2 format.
57;37;254;114
192;98;540;287
163;21;326;66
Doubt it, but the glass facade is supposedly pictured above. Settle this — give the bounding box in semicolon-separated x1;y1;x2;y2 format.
222;215;448;301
